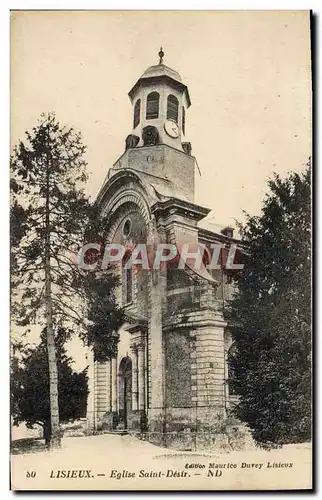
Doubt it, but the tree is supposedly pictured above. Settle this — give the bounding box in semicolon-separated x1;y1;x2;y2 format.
11;113;124;446
226;162;311;445
80;271;123;362
11;329;88;445
11;113;90;447
78;212;125;362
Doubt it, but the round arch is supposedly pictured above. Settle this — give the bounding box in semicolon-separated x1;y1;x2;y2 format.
118;356;132;429
98;171;153;241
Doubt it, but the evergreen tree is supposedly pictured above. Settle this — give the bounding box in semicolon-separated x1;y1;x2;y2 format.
11;329;88;445
11;113;124;446
78;213;125;362
226;162;311;445
80;270;122;362
11;113;90;448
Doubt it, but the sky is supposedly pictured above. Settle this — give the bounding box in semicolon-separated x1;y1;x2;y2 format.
10;10;312;368
11;10;312;228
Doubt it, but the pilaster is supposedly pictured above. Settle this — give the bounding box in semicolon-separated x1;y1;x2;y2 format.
111;358;117;412
85;348;95;432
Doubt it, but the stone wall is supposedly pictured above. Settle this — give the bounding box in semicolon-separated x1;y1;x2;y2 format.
95;362;109;426
165;330;191;408
114;144;195;202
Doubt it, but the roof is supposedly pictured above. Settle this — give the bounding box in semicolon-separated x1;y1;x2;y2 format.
128;63;191;107
198;217;229;235
198;216;242;241
140;64;182;83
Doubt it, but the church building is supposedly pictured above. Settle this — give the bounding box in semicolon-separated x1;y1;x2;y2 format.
86;50;240;446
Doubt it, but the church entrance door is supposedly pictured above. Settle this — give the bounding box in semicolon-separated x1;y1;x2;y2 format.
118;357;132;429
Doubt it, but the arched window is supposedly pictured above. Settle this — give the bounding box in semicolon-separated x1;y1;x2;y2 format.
146;92;160;120
123;249;133;305
124;268;132;304
167;94;179;122
133;99;141;128
182;106;186;135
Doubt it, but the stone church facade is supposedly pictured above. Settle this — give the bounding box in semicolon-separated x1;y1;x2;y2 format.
86;52;240;444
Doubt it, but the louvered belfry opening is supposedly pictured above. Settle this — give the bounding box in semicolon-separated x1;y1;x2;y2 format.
182;106;186;135
133;99;141;128
146;92;160;119
167;94;179;122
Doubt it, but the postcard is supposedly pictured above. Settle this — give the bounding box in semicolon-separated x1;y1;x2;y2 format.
10;10;312;491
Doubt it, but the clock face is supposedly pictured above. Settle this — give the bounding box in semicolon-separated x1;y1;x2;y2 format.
164;119;179;138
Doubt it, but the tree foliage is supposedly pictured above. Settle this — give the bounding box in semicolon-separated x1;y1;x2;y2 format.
10;113;124;446
11;112;124;340
226;162;311;445
10;112;89;328
11;329;88;445
80;271;123;362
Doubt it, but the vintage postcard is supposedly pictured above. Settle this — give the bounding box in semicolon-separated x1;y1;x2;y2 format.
10;10;312;491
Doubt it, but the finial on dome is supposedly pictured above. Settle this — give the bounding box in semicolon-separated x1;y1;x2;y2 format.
158;47;164;65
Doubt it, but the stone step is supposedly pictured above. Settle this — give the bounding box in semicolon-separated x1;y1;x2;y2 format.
101;429;129;436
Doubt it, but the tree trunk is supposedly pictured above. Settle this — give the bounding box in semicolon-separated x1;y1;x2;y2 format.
43;419;51;447
45;129;61;448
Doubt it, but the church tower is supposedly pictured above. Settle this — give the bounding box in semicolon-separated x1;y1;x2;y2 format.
128;48;191;152
110;49;195;203
87;51;238;451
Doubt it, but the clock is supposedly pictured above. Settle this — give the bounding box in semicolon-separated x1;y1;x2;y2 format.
164;119;179;138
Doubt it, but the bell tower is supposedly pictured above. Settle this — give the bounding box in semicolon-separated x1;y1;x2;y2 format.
112;50;195;202
128;48;191;153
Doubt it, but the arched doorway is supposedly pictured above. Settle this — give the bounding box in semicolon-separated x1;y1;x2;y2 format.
118;357;132;429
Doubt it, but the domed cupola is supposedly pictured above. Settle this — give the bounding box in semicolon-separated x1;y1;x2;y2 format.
127;48;191;152
140;63;183;83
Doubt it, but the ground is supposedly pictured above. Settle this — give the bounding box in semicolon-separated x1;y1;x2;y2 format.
11;433;312;491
